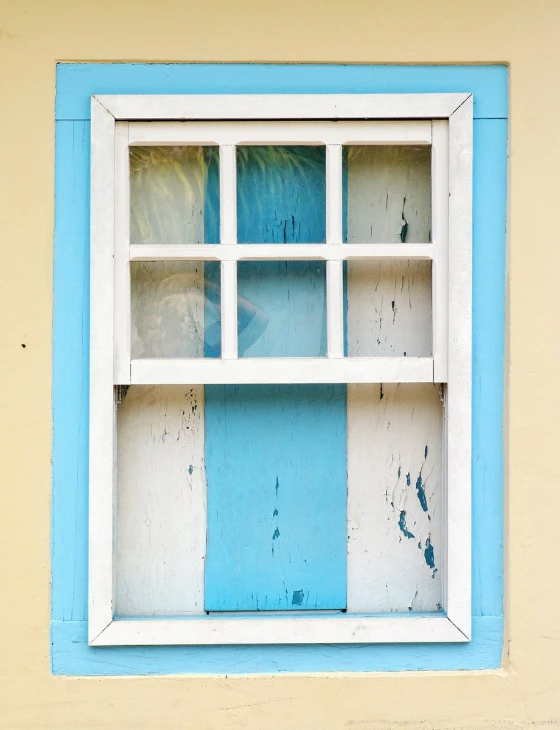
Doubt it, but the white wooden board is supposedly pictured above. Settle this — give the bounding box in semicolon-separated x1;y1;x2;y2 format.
347;383;443;612
115;386;206;616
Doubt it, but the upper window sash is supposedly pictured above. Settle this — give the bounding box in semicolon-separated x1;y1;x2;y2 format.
112;118;450;386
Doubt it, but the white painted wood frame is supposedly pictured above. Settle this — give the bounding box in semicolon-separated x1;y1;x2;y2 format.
89;93;472;646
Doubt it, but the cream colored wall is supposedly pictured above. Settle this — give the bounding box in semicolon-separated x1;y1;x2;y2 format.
0;0;557;727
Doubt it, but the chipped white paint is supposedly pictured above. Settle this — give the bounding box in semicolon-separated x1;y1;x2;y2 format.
347;383;443;612
89;97;117;642
115;385;206;616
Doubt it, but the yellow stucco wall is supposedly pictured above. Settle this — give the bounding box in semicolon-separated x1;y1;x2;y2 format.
0;0;558;727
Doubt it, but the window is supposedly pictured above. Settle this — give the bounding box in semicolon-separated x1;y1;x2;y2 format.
88;93;472;646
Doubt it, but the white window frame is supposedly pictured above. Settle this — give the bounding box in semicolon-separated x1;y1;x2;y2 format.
89;93;472;646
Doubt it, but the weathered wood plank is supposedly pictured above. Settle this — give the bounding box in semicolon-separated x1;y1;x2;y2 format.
115;385;206;616
347;383;443;612
204;384;347;611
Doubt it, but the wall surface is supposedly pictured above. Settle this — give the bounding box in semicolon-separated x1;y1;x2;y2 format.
0;0;558;727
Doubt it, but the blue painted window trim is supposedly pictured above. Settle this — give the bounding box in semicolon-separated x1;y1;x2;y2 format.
52;63;507;675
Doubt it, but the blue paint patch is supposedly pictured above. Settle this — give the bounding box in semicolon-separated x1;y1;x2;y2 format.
292;590;305;606
406;472;411;487
188;465;194;475
424;538;436;569
398;511;415;539
416;474;429;512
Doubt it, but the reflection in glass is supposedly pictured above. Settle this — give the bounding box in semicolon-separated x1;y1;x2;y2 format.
130;146;219;245
237;146;326;244
238;261;326;357
345;259;432;357
131;261;221;358
344;146;431;243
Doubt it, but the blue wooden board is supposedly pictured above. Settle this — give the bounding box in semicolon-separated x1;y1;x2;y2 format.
52;64;507;673
204;145;345;611
55;64;508;121
204;384;347;611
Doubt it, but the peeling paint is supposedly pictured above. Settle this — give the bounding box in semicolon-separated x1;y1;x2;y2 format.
424;537;435;569
398;510;415;539
400;196;409;242
415;474;429;512
292;589;304;606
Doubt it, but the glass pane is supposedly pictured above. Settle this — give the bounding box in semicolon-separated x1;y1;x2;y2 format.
345;260;432;357
131;261;221;358
238;261;326;357
237;146;326;243
130;146;219;245
344;146;431;243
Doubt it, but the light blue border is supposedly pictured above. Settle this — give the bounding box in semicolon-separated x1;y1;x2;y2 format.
52;63;507;675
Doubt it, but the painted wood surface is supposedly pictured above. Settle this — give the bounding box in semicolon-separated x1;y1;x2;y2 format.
204;384;347;611
89;99;118;640
115;385;206;616
346;384;443;612
345;142;440;612
57;65;508;121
